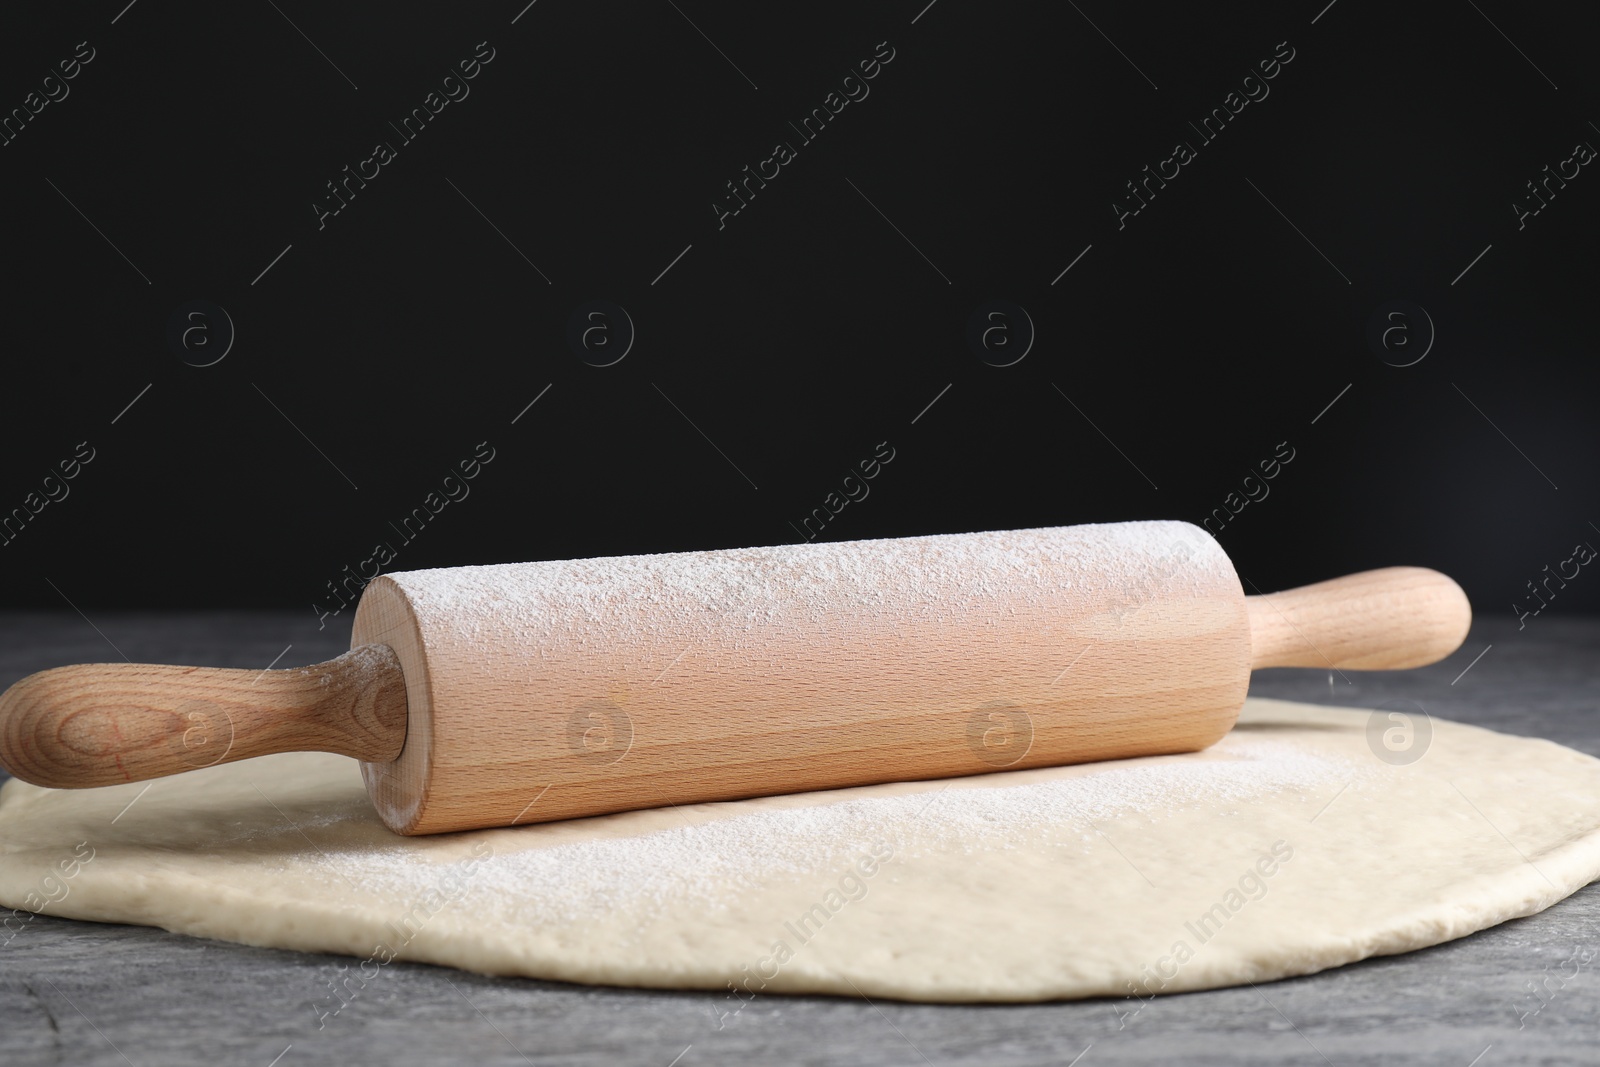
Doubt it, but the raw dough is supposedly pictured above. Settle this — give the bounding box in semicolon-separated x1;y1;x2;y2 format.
3;698;1599;1004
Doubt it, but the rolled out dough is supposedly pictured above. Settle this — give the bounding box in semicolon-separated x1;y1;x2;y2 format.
3;698;1600;1003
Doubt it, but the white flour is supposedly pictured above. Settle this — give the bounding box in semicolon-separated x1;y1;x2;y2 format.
386;521;1237;652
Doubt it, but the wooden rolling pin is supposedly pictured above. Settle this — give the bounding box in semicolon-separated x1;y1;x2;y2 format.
0;522;1470;835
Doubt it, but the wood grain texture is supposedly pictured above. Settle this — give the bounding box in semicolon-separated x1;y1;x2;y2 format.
1247;566;1472;670
0;646;406;788
354;525;1256;835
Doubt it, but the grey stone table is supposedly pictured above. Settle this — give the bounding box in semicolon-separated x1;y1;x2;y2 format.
1;611;1596;1067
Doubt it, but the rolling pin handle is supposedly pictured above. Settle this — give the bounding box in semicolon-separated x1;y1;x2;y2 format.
0;644;408;790
1245;567;1472;671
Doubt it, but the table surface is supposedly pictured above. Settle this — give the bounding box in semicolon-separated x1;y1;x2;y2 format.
1;611;1596;1067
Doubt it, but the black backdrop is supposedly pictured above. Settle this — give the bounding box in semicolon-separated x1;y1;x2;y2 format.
1;1;1596;629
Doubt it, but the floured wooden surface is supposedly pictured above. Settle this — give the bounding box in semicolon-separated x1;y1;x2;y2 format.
3;698;1599;1003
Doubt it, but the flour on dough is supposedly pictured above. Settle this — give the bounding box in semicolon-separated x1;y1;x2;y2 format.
3;698;1600;1003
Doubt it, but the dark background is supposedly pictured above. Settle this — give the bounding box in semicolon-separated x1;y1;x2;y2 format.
2;0;1595;638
